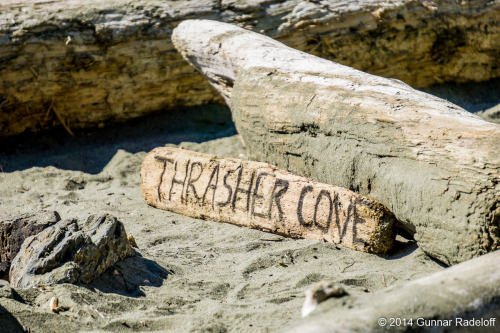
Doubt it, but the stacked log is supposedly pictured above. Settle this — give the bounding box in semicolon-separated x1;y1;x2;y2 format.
172;19;500;265
1;0;499;136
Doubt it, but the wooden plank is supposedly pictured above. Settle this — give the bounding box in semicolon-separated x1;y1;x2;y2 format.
171;19;500;265
140;147;397;253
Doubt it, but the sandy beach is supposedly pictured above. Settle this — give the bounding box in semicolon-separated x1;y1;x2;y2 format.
0;103;449;332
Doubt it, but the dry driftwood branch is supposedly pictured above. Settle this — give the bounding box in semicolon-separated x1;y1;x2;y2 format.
172;19;500;265
1;0;499;136
140;147;397;253
287;250;500;332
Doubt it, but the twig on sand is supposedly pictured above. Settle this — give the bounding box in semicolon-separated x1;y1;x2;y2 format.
341;261;355;273
44;98;54;121
382;274;387;288
45;99;74;136
52;104;75;136
77;292;105;319
259;238;284;242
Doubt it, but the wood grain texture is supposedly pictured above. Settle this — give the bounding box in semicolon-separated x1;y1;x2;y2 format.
287;250;500;332
140;147;397;253
1;0;499;136
172;19;500;265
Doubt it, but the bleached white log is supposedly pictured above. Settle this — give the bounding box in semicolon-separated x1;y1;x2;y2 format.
288;250;500;332
172;19;500;265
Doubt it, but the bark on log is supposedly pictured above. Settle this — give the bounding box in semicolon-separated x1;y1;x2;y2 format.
172;20;500;265
286;250;500;333
1;0;500;136
140;147;397;253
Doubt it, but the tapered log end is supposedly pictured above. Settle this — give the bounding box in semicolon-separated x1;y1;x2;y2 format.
172;19;287;104
172;20;242;103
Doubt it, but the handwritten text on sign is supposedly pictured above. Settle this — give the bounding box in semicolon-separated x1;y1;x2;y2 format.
140;148;396;253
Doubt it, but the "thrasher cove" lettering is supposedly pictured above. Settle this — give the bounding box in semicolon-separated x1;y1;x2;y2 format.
153;155;367;245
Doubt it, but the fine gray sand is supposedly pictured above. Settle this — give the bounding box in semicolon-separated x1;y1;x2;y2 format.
0;102;468;332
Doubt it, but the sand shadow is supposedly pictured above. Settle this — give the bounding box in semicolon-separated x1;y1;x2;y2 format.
84;251;173;297
0;104;237;174
385;239;419;260
380;238;448;268
0;304;24;333
421;77;500;113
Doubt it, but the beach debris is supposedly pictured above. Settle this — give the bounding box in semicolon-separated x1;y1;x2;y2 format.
50;297;60;313
9;213;134;289
302;281;347;317
128;235;138;248
77;292;106;319
1;1;499;138
290;250;500;332
172;20;500;265
0;211;61;279
141;147;397;253
49;296;70;313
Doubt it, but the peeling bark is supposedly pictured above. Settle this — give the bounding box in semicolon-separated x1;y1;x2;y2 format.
1;0;499;136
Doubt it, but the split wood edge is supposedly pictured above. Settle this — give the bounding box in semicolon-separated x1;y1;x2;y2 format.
140;147;396;253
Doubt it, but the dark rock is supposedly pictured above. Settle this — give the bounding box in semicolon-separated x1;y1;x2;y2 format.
0;211;61;279
9;213;133;289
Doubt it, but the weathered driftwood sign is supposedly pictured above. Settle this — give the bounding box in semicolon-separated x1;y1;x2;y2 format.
141;148;396;253
172;20;500;265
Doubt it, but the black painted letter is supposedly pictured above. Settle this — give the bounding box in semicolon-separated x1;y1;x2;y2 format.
297;186;314;226
313;190;333;232
169;160;190;204
154;156;174;202
268;178;289;222
251;172;272;218
202;163;220;209
185;162;203;203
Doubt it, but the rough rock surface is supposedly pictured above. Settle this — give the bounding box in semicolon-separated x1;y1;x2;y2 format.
9;213;133;289
0;211;61;279
1;0;499;136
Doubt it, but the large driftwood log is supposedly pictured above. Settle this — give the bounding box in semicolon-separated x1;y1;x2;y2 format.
140;147;397;253
172;20;500;265
286;250;500;333
1;0;500;136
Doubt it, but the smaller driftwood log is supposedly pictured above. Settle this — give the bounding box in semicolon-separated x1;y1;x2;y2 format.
141;148;396;253
287;250;500;332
